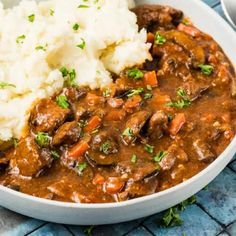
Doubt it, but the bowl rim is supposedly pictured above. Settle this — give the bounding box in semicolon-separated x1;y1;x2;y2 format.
0;0;236;209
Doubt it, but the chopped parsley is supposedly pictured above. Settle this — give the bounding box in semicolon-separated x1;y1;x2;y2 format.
127;68;144;80
60;67;77;87
144;92;153;100
77;162;87;174
159;195;197;228
167;87;191;109
122;128;133;137
154;32;166;45
78;4;90;8
0;82;16;89
198;64;214;75
35;132;50;147
84;226;94;236
131;154;137;163
16;35;26;44
35;44;47;51
153;151;168;162
50;9;54;16
51;150;60;160
178;196;197;211
167;99;191;109
144;144;154;154
100;141;111;155
77;38;86;49
161;207;183;228
78;119;88;128
127;88;144;98
13;138;19;148
102;88;111;97
73;23;80;31
28;14;35;22
56;95;69;109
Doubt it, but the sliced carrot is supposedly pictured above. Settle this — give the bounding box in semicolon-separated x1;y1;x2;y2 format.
147;32;155;43
177;23;201;37
144;71;158;87
84;115;102;133
124;95;142;109
92;174;105;185
105;177;124;194
105;109;126;121
169;113;186;136
86;93;104;106
68;140;90;159
107;98;124;108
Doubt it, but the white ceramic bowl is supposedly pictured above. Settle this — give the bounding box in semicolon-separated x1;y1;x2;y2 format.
0;0;235;225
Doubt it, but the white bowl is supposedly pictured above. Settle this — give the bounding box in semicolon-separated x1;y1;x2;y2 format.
0;0;235;225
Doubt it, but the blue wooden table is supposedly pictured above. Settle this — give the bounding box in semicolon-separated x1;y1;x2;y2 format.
0;1;235;235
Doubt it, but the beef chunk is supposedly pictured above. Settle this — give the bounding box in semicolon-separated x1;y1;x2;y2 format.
8;136;52;177
132;5;183;31
183;81;209;101
122;110;151;144
30;99;70;134
52;121;81;146
117;160;159;182
86;131;119;166
118;177;158;201
193;139;215;162
159;145;179;171
147;110;168;139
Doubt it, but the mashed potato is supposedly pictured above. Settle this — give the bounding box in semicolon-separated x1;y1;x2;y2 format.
0;0;151;141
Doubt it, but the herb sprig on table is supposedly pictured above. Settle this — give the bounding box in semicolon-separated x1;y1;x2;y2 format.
159;195;197;228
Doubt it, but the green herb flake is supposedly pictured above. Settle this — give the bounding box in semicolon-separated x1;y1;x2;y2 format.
0;82;16;89
122;128;133;137
166;88;191;109
56;95;69;109
159;195;197;228
146;85;152;91
166;99;191;109
99;141;111;155
35;132;50;147
84;225;94;236
28;14;35;22
16;35;26;44
131;154;137;163
51;150;60;160
153;151;168;162
161;207;183;228
60;67;77;87
127;88;144;98
77;38;86;49
176;87;187;98
154;32;166;45
178;196;197;211
77;162;87;174
78;119;88;128
50;9;54;16
13;138;19;148
144;144;154;154
144;93;153;100
198;64;214;75
127;68;144;80
73;23;80;31
103;88;111;98
78;4;90;8
35;44;47;51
